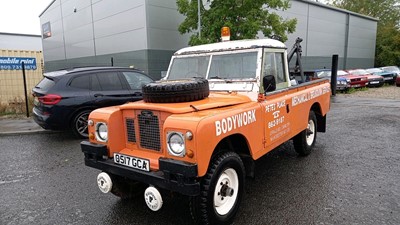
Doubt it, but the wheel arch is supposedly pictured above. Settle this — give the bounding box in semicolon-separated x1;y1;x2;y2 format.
210;134;255;178
310;102;326;133
68;107;95;128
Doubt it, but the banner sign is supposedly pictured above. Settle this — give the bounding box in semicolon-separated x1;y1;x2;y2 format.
0;57;37;70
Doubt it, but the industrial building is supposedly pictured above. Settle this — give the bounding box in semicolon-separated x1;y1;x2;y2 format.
39;0;378;79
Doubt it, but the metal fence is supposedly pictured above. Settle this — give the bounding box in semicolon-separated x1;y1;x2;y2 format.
0;49;44;105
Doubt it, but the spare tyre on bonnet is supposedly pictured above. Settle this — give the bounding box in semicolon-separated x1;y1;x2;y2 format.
142;77;209;103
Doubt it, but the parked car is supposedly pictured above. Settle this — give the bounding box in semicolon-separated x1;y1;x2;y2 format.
311;69;349;91
347;69;384;87
32;67;154;138
396;75;400;87
366;68;396;84
380;66;400;77
337;70;368;88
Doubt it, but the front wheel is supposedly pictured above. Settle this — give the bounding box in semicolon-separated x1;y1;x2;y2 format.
293;111;317;156
190;152;245;225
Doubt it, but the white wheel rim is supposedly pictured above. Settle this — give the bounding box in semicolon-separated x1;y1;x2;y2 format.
213;168;239;216
306;119;315;146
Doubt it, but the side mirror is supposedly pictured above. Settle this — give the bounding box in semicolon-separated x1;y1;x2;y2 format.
263;75;276;92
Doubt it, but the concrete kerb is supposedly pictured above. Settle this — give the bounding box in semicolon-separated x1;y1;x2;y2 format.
0;129;53;136
0;117;51;136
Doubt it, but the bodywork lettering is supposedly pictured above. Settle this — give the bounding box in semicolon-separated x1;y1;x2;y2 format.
292;86;330;106
215;110;256;136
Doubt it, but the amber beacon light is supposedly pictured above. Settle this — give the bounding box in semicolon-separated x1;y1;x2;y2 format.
221;26;230;41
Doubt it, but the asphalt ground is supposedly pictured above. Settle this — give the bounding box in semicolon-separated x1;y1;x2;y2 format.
0;96;399;225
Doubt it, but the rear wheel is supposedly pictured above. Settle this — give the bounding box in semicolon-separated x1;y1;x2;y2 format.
293;111;317;156
71;110;91;138
190;152;245;225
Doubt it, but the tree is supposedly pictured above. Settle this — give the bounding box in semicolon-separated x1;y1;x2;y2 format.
331;0;400;66
375;22;400;66
176;0;297;46
332;0;400;25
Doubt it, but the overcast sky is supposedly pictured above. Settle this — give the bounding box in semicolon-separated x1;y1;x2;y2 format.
0;0;54;35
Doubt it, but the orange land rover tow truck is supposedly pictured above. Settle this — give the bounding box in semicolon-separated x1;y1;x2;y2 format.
81;37;331;225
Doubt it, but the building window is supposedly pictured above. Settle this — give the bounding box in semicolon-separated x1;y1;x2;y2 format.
42;22;52;39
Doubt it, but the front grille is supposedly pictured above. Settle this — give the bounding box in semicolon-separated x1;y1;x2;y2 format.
138;111;161;151
126;118;136;143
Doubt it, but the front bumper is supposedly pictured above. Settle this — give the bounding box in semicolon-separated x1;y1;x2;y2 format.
81;141;200;196
367;80;384;87
336;83;348;91
382;76;395;83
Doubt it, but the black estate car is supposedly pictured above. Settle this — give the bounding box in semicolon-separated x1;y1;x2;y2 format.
32;67;153;138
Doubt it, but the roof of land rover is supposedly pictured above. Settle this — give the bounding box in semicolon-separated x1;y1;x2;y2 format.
174;39;286;55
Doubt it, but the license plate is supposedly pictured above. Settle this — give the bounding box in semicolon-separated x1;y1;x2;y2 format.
384;77;393;80
370;81;379;84
114;153;150;172
352;84;360;87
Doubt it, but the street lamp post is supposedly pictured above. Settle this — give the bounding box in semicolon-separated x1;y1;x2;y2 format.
198;0;201;38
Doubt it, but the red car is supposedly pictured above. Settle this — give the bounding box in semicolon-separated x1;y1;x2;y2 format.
347;69;384;87
337;70;368;88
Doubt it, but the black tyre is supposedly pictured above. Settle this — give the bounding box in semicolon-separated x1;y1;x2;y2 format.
142;77;209;103
293;111;317;156
71;110;91;138
190;152;245;225
110;175;146;199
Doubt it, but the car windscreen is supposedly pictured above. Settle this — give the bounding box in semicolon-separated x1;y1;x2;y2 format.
34;77;55;91
337;71;348;76
367;68;381;73
382;66;400;72
348;70;365;75
168;56;210;79
316;71;331;78
208;52;257;79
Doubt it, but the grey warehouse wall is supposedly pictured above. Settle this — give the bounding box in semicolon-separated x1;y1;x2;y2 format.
272;0;377;71
40;0;378;79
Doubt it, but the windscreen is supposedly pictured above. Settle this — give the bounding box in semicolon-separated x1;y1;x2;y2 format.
209;52;257;79
168;56;210;79
316;71;331;78
382;66;399;72
349;69;367;75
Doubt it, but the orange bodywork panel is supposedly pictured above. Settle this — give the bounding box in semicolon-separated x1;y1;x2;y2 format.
87;79;331;177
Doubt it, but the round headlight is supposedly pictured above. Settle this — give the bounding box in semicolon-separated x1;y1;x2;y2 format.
167;132;185;156
96;122;108;142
